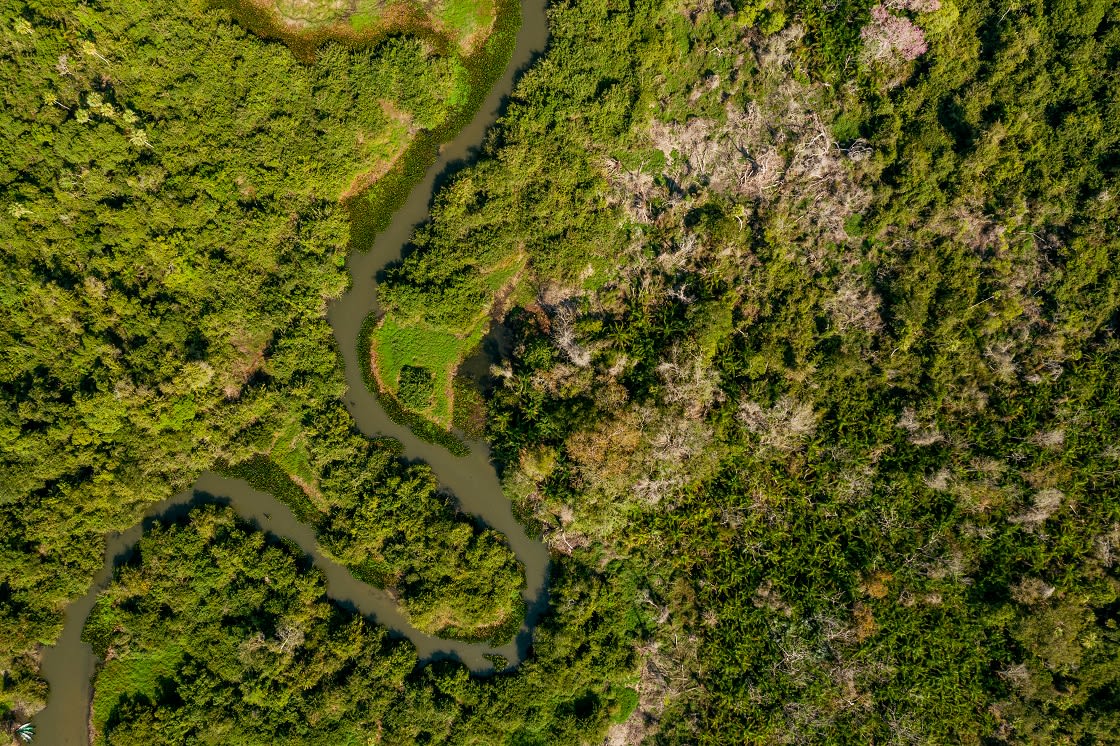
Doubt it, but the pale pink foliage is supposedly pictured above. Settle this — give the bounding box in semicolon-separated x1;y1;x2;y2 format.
861;5;929;62
885;0;941;12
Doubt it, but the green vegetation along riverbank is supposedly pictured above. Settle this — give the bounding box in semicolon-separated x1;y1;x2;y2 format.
223;455;524;640
0;0;523;725
5;0;1119;739
83;504;638;744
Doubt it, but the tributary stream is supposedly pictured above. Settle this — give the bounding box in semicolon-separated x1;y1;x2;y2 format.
33;3;549;743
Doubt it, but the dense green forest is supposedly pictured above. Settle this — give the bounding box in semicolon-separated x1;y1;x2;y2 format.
0;0;525;727
377;0;1120;740
81;505;637;744
3;0;1119;740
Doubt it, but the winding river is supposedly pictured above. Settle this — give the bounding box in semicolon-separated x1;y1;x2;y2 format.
33;3;549;744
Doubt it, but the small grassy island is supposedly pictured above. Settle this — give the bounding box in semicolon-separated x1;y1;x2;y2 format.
370;250;526;428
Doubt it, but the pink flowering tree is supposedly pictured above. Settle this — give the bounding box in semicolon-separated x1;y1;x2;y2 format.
885;0;941;12
861;4;930;62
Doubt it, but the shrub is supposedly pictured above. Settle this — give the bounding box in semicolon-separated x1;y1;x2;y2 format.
397;365;435;410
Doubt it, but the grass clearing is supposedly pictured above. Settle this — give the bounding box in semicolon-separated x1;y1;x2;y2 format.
236;0;498;52
91;646;184;745
437;0;497;52
342;103;414;200
371;316;485;426
269;413;320;501
371;253;525;429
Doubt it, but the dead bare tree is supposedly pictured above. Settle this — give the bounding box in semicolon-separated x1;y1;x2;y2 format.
738;395;818;452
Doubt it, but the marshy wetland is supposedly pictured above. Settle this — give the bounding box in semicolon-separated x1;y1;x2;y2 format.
218;0;499;57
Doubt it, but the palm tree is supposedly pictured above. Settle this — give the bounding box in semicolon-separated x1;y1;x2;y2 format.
14;722;34;743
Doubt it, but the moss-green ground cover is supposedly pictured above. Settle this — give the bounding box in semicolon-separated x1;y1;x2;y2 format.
370;254;524;428
373;318;471;426
89;646;184;746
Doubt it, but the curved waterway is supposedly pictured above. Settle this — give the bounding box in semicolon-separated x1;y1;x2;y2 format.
34;3;550;743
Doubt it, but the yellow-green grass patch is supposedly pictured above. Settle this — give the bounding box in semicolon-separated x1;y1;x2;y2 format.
268;413;322;500
483;254;522;294
371;254;525;429
371;316;486;427
348;0;385;30
437;0;497;52
91;646;184;745
342;102;414;200
269;0;350;26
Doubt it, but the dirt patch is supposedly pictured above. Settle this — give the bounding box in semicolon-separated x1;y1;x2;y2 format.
271;0;351;27
289;473;325;507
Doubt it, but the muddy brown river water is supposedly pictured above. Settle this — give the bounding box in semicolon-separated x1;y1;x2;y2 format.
32;2;549;743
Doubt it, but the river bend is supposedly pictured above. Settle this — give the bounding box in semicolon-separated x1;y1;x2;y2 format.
33;2;549;743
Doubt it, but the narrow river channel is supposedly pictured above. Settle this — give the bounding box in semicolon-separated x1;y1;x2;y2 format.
33;3;549;743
